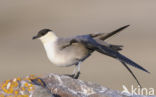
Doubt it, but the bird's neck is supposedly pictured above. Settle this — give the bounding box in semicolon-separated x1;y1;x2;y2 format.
40;32;58;44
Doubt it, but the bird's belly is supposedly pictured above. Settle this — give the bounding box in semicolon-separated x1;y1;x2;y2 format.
47;50;77;67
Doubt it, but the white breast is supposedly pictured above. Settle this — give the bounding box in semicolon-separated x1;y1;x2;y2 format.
43;41;76;66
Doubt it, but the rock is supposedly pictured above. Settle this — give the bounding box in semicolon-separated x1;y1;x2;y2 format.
0;73;155;97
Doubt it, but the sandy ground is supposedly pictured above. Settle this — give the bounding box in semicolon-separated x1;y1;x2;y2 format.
0;0;156;91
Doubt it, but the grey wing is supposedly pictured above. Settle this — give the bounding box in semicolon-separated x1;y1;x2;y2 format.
57;25;129;50
56;37;91;61
72;35;150;73
56;37;88;51
95;39;123;51
56;37;73;49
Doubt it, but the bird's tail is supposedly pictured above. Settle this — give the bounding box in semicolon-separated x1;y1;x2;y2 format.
92;25;130;40
120;61;142;88
96;44;150;73
116;52;150;73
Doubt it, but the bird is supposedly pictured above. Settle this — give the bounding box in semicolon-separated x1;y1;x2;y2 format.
32;25;150;87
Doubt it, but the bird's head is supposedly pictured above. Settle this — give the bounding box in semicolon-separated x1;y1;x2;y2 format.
33;29;58;43
32;29;52;40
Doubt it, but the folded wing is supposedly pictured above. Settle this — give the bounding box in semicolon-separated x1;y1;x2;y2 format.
73;35;150;73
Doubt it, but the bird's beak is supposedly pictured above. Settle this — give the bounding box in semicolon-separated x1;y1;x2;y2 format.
32;35;39;40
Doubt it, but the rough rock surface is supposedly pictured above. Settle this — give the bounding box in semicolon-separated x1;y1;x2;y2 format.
0;73;155;97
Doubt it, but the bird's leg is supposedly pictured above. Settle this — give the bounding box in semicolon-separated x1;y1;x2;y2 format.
64;62;81;79
74;62;81;79
63;64;77;78
63;61;81;79
72;65;77;76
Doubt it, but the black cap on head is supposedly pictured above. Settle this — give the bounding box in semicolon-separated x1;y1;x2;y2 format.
33;29;52;40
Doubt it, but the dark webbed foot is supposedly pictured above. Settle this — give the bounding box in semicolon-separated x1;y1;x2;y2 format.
64;74;75;78
63;72;80;79
74;72;80;79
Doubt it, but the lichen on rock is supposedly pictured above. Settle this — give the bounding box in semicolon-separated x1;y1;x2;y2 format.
0;73;155;97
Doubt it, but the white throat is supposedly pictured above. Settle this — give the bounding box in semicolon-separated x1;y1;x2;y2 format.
39;32;58;44
39;31;60;65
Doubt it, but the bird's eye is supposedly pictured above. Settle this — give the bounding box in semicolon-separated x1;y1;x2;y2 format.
41;32;46;35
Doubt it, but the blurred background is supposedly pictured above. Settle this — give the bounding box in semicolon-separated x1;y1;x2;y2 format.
0;0;155;91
